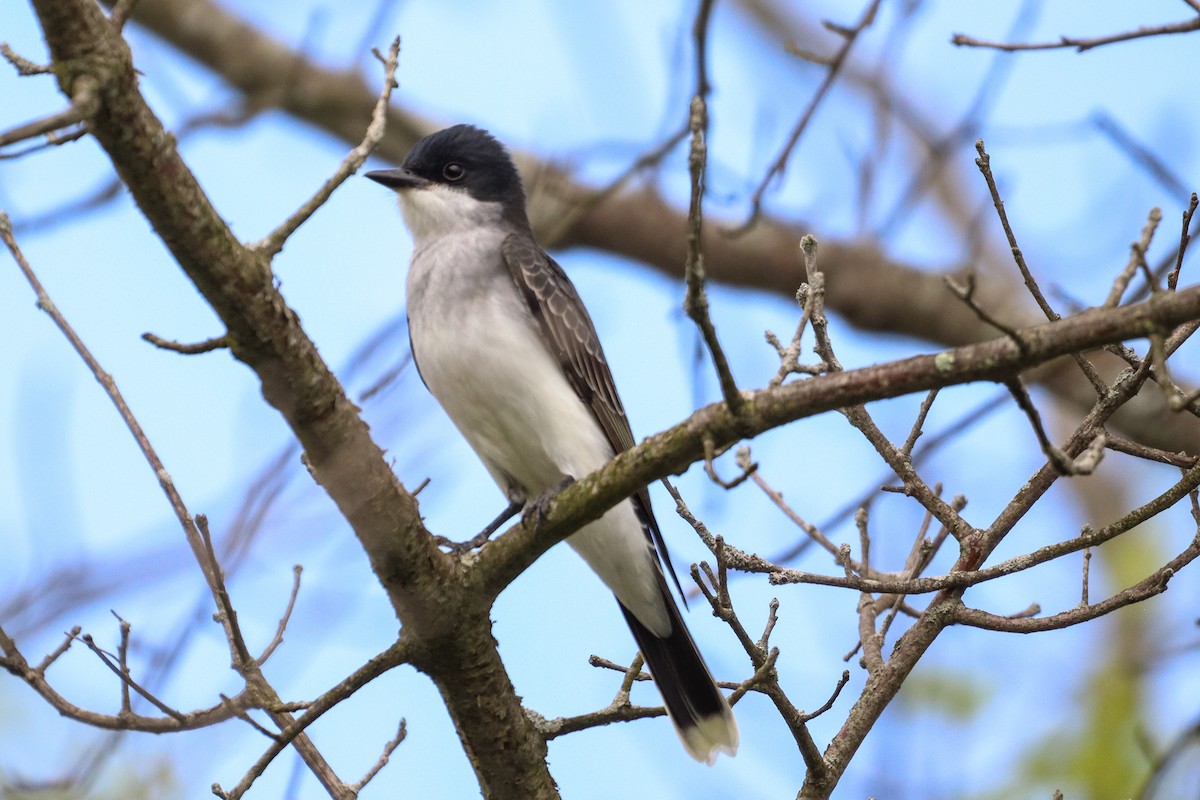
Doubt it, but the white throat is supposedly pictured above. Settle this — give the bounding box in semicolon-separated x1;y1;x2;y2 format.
397;183;507;246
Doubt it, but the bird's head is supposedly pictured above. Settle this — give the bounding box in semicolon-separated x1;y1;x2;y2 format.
367;124;527;241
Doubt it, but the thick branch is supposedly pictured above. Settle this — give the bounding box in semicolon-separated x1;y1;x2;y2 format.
30;2;555;796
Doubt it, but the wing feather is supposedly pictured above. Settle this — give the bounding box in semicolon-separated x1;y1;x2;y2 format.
502;235;685;601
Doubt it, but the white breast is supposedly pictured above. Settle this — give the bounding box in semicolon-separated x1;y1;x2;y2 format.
404;224;669;635
407;231;612;491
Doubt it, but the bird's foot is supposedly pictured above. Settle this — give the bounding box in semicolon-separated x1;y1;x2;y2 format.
437;498;523;554
522;475;576;533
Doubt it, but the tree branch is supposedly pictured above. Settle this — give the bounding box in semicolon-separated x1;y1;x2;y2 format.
475;280;1200;602
29;2;556;796
952;16;1200;52
105;0;1200;456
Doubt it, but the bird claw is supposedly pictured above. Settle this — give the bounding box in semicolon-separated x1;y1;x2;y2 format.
522;475;576;533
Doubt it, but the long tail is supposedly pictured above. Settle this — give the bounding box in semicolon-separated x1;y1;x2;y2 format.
618;581;738;764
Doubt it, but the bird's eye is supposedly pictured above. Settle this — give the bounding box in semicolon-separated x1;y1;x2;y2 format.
442;163;465;181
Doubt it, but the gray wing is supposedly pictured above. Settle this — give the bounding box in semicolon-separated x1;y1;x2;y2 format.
502;234;685;601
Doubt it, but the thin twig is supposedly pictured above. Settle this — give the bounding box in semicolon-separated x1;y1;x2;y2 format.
1168;193;1199;292
36;627;82;674
588;655;652;683
944;272;1027;352
1104;432;1197;469
974;139;1107;393
974;140;1057;321
952;15;1200;52
901;389;939;456
1003;378;1081;475
767;280;824;386
142;332;229;354
702;437;755;489
350;719;407;792
744;454;842;561
1;42;51;75
256;565;303;665
114;612;132;714
0;74;100;150
799;670;851;723
733;0;884;233
250;37;401;257
687;552;825;777
682;1;742;413
217;639;411;799
77;633;186;721
196;515;253;669
855;508;885;673
1105;207;1164;306
955;534;1200;632
0;213;215;582
1080;547;1092;607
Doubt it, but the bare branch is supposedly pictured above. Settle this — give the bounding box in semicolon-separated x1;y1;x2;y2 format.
1003;377;1095;475
350;719;407;793
702;436;755;489
588;654;652;683
799;671;851;724
35;626;82;673
901;389;939;457
682;1;742;413
1080;548;1092;607
769;458;1200;594
0;74;99;150
975;139;1108;392
1106;208;1165;307
1;620;257;733
533;701;667;741
256;565;303;666
952;16;1200;52
945;272;1027;349
1;42;51;75
1104;432;1197;469
735;0;884;231
142;332;229;354
974;140;1057;319
215;639;411;799
953;532;1200;632
1168;193;1199;292
114;613;132;714
250;36;401;257
0;212;218;585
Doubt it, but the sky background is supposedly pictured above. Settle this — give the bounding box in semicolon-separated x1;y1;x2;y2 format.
2;0;1200;798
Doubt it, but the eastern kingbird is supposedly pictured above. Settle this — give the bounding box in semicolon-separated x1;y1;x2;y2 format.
366;124;738;763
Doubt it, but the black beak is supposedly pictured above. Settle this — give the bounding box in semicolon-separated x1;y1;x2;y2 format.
366;168;428;190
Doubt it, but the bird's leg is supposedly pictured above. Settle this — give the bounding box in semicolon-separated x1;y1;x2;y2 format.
522;474;576;533
439;497;524;554
476;497;524;541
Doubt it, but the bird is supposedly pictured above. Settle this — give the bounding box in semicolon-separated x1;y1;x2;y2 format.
366;124;738;763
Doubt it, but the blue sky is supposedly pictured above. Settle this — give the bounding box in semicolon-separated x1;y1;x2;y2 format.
2;1;1199;797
